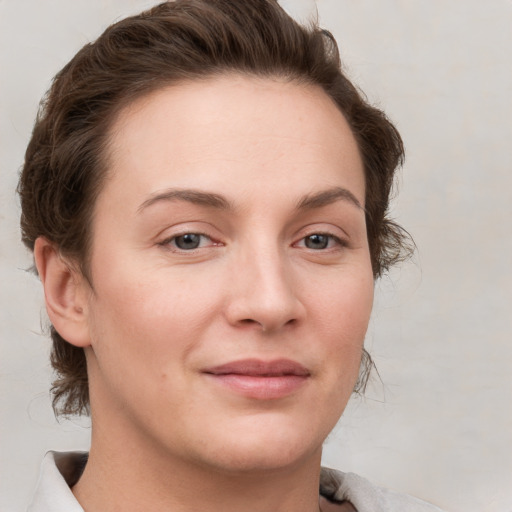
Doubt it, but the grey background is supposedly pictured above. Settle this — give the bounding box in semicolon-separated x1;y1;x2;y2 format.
1;1;511;511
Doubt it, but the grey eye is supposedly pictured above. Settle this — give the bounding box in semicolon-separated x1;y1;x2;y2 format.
304;234;329;249
173;233;202;250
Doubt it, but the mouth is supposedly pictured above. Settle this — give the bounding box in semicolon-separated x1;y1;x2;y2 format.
202;359;310;400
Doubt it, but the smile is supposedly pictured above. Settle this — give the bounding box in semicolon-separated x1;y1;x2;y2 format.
202;359;311;400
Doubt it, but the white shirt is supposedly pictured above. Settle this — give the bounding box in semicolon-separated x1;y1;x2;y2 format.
28;451;444;512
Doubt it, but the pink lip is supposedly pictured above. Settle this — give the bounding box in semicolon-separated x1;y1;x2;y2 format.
202;359;310;400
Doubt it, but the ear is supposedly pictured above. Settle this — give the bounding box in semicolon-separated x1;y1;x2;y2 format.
34;237;91;348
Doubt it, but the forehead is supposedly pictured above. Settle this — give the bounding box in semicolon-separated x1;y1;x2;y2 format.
102;74;365;208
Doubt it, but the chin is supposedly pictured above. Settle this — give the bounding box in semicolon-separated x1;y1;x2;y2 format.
184;413;329;474
201;440;321;475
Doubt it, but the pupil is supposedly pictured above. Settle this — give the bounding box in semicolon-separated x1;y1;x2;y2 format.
176;233;200;250
305;234;328;249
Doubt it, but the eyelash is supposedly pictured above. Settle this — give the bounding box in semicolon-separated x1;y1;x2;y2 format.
294;233;347;251
159;232;217;252
159;231;347;253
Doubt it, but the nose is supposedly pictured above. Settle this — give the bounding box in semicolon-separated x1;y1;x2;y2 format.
224;244;306;333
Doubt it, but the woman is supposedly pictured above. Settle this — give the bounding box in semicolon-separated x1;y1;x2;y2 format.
19;1;442;510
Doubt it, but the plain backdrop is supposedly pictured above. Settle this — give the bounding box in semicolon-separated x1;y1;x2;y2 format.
1;1;511;511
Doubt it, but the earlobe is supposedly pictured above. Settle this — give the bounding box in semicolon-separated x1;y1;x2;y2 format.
34;237;91;348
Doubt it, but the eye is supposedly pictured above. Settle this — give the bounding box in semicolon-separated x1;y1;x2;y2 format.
164;233;212;251
304;234;329;250
298;233;344;250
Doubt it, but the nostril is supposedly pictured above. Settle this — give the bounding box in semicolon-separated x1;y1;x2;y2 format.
237;317;297;331
240;318;258;325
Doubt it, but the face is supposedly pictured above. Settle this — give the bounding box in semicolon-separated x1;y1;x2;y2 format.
82;75;373;473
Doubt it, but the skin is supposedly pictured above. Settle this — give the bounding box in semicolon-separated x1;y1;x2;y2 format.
35;75;373;512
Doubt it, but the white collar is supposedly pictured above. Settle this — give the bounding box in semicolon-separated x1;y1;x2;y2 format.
28;451;442;512
28;451;86;512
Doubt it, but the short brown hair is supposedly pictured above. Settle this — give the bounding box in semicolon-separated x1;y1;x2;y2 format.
18;0;410;416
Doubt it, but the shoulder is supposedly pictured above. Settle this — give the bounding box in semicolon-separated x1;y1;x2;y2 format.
320;467;445;512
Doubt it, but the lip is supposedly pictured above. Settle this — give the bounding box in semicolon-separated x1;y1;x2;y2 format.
202;359;310;400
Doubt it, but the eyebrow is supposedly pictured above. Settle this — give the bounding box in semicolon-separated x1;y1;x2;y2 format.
296;187;363;211
138;188;233;213
137;185;363;214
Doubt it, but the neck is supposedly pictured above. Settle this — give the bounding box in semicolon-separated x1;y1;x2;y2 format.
73;416;323;512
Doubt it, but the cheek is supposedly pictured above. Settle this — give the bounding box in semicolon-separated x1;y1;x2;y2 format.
312;267;374;337
86;266;218;374
310;268;374;385
84;272;221;418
